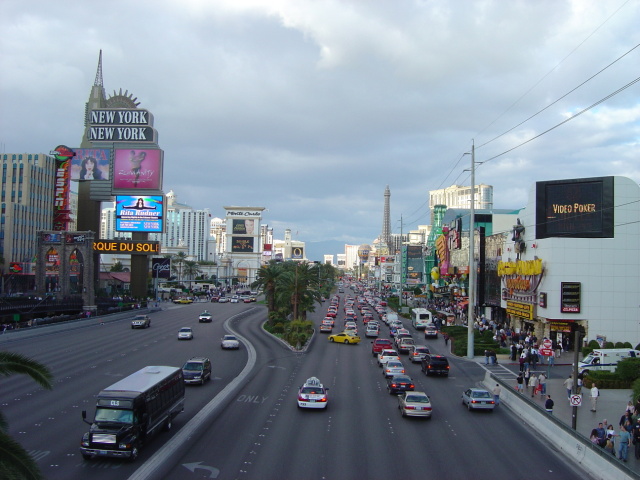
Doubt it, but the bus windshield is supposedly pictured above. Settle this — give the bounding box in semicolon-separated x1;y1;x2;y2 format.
95;407;134;424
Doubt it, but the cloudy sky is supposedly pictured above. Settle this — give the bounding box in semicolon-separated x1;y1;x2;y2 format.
1;0;638;260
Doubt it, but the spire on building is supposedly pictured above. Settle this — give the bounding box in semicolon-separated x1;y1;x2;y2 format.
381;185;392;252
94;49;104;87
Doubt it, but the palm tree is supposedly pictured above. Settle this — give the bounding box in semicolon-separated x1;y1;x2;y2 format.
252;261;282;313
0;351;53;480
275;262;321;321
171;252;188;285
182;261;201;290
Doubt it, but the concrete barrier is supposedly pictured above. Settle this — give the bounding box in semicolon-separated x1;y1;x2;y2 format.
481;372;636;480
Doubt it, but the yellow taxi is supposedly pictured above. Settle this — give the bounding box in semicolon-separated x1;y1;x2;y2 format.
328;331;361;344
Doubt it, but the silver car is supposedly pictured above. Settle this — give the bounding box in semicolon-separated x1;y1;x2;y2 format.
462;388;496;411
383;360;406;378
398;391;432;418
408;345;430;363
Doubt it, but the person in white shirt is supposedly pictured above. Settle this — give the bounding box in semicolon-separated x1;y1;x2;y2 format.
591;383;600;412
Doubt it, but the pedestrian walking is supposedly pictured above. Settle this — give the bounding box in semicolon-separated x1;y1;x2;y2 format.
590;383;599;412
492;384;501;406
577;371;585;394
524;369;532;392
618;424;631;461
633;419;640;459
529;373;539;397
563;374;573;399
519;353;526;372
538;372;546;396
548;350;555;367
516;373;524;393
545;395;554;414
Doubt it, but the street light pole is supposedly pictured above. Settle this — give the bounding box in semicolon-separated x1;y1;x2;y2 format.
467;141;476;360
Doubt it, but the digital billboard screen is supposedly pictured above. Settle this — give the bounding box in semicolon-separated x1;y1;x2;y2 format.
113;148;163;190
536;177;614;239
115;195;164;233
231;236;254;253
71;148;110;181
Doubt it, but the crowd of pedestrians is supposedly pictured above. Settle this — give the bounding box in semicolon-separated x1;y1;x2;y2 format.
587;397;640;462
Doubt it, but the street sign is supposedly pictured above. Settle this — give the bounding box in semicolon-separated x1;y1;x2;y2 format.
540;339;553;356
570;394;582;406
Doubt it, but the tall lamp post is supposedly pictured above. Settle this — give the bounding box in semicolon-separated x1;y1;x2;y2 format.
466;141;476;360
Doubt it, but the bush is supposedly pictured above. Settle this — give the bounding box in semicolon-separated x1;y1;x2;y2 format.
615;342;626;348
604;341;614;349
616;358;640;382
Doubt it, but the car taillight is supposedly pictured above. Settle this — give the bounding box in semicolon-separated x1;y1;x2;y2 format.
409;384;415;389
391;383;397;388
318;397;327;402
405;406;415;410
298;395;306;401
400;369;405;373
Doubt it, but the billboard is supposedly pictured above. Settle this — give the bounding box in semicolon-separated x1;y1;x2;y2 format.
292;247;304;259
536;177;614;239
231;237;254;253
70;148;110;181
115;195;164;233
113;149;163;190
232;218;257;235
152;258;171;279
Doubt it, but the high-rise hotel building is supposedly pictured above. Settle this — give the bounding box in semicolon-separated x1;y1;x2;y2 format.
1;153;56;277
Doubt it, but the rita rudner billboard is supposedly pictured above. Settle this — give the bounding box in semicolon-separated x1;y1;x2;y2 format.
115;195;164;233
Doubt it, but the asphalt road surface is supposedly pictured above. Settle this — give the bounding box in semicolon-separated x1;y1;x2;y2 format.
1;297;593;480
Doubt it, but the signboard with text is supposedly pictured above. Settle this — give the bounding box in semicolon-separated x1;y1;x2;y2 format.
115;195;164;233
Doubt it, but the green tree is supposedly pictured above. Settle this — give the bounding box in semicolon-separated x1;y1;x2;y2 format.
0;351;54;480
275;262;321;321
110;261;124;272
171;252;188;284
252;261;283;314
182;261;202;289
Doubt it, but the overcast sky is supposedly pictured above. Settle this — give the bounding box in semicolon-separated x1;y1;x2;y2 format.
1;0;638;259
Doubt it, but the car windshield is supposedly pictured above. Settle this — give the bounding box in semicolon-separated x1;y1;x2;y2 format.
473;391;492;398
183;362;203;371
387;362;403;368
224;335;237;341
406;395;430;403
416;347;429;353
95;408;134;424
180;328;191;333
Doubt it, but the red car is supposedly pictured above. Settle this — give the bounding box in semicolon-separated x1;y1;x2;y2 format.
371;338;393;357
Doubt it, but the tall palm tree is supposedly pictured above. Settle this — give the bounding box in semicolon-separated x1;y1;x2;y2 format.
171;252;188;285
0;351;53;480
252;261;282;313
182;261;201;290
275;262;320;321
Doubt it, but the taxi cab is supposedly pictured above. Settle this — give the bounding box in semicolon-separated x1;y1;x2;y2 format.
297;377;329;409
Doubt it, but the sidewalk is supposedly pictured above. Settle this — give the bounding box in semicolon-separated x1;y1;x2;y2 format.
482;359;639;476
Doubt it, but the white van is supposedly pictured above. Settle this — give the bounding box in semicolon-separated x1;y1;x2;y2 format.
384;312;399;326
411;308;432;330
578;348;640;373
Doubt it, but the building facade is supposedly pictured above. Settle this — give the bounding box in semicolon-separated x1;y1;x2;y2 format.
1;153;56;292
500;176;640;348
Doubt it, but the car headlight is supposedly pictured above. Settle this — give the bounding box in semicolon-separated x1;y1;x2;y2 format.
81;440;90;447
119;442;130;449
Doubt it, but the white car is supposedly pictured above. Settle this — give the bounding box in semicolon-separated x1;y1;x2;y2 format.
297;377;328;409
365;325;380;338
178;327;193;340
230;296;239;303
218;297;229;303
377;349;400;367
221;334;240;349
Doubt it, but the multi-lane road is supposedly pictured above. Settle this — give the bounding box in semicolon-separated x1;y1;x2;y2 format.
1;296;592;480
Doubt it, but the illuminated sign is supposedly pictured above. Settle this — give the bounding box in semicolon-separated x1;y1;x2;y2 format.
232;219;257;235
152;258;171;279
536;177;614;239
113;149;163;190
71;148;110;181
9;262;22;274
561;282;581;313
292;247;304;259
231;237;254;253
51;145;74;231
92;240;160;255
506;300;534;320
226;211;262;217
115;195;164;233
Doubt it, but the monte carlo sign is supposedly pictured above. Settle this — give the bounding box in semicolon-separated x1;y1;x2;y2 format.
85;109;157;143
